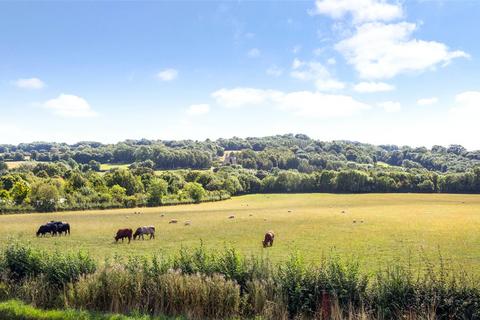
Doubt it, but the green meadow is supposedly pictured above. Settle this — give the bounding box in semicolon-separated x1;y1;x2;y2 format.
1;193;479;272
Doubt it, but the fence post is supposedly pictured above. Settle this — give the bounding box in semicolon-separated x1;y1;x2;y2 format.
321;290;331;320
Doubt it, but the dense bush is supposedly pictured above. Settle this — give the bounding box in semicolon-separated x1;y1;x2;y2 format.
3;242;96;286
1;244;480;319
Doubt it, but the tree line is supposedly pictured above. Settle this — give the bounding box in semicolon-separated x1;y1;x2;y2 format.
1;134;479;172
1;157;479;213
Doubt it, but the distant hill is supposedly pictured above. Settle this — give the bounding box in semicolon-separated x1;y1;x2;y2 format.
1;134;479;173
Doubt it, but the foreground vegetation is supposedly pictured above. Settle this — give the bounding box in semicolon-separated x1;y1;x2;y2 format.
0;242;479;319
1;134;480;214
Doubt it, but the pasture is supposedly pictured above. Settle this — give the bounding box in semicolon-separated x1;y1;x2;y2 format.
1;193;479;272
4;160;42;169
99;163;130;171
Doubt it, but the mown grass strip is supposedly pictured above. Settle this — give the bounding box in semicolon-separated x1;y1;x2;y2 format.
0;300;182;320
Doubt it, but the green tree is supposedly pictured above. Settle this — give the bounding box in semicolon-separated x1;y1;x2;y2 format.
10;180;30;205
30;183;60;212
105;169;143;195
68;172;88;190
183;182;206;203
88;160;101;171
0;189;11;203
110;184;127;203
147;178;168;206
417;179;435;192
1;174;20;191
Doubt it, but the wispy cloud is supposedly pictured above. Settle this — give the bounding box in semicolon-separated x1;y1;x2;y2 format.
354;81;395;93
247;48;261;58
13;77;45;90
43;94;97;118
417;97;438;106
156;68;178;81
314;0;403;24
266;65;284;77
450;91;480;119
290;58;345;91
212;88;282;108
378;101;401;113
212;87;371;118
186;103;210;116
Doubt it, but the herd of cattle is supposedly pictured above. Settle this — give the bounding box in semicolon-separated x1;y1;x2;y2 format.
36;218;275;247
36;221;70;236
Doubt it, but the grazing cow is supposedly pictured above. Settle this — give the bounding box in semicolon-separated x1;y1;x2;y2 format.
184;220;191;226
228;215;235;219
48;221;70;236
115;229;133;243
133;226;155;240
169;219;178;224
36;224;56;237
262;231;275;248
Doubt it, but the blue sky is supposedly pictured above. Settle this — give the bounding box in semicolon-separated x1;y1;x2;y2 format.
1;0;480;149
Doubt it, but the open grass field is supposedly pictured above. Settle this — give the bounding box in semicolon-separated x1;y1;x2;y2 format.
99;163;130;171
0;193;479;272
5;160;42;169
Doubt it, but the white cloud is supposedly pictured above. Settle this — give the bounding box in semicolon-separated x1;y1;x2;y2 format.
450;91;480;119
315;79;346;91
43;94;97;118
186;104;210;116
378;101;401;113
247;48;261;58
290;59;345;91
354;81;395;93
327;58;336;65
212;87;371;118
416;97;438;106
279;91;371;117
266;65;284;77
314;0;403;24
212;88;282;108
336;22;469;79
13;78;45;89
156;68;178;81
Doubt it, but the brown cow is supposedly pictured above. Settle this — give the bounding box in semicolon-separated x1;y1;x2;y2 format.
262;231;275;248
115;228;133;244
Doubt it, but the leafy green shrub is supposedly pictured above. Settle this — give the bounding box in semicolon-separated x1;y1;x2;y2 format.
1;244;480;319
43;251;96;287
4;243;45;280
3;242;96;286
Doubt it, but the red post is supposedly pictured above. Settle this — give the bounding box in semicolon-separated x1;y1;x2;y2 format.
321;290;331;320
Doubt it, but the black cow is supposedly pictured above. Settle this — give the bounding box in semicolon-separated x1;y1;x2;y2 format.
36;224;57;237
48;221;70;236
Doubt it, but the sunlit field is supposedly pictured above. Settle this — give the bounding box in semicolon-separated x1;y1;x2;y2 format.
1;193;479;272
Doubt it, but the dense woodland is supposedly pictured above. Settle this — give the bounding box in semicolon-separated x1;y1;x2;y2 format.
1;134;480;213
